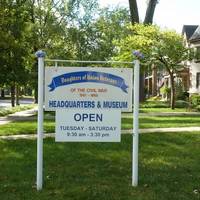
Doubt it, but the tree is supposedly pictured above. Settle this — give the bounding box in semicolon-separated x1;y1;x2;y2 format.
128;0;159;24
55;1;130;63
1;0;131;105
128;0;139;23
64;0;99;61
152;30;189;109
114;24;189;109
27;0;76;102
0;0;32;106
87;7;130;62
144;0;158;24
128;0;159;101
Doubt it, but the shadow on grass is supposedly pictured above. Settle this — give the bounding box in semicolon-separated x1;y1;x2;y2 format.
0;120;55;136
122;116;200;129
0;133;200;200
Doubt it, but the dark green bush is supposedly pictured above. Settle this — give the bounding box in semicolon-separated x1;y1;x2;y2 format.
176;91;189;101
190;94;200;107
175;100;190;108
196;105;200;112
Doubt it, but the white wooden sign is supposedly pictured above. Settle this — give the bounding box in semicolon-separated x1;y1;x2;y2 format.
56;109;121;142
45;67;133;112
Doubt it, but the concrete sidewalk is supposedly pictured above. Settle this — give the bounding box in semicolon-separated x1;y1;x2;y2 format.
0;126;200;140
0;108;37;125
8;108;37;117
122;112;200;118
125;127;200;134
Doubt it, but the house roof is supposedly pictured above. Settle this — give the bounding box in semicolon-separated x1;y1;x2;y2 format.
182;25;198;40
190;26;200;42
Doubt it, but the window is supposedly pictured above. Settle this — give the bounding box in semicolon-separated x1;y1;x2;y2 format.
196;72;200;88
195;47;200;62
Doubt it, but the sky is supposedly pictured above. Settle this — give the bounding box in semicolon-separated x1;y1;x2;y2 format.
99;0;200;33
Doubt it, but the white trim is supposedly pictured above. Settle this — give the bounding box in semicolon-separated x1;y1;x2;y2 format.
37;56;44;190
132;60;140;187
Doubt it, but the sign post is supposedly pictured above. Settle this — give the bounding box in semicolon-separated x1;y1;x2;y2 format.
35;50;45;190
132;59;140;186
35;55;136;190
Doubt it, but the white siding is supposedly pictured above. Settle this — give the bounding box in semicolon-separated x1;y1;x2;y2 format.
189;62;200;93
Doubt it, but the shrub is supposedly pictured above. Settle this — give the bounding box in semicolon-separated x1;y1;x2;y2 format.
176;91;189;101
190;94;200;107
196;105;200;112
160;86;171;100
160;86;171;95
175;100;190;108
148;96;162;101
140;100;169;108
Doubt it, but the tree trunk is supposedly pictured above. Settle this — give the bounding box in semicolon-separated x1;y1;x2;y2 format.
139;73;145;101
152;64;157;96
128;0;139;24
34;87;38;104
147;66;150;98
16;84;20;105
169;73;175;110
144;0;158;24
1;89;5;98
11;84;15;107
34;57;38;104
143;0;158;100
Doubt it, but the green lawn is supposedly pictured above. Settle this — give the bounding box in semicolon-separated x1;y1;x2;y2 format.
0;133;200;200
0;120;54;136
122;115;200;129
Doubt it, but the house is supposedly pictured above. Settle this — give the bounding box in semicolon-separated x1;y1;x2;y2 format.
145;25;200;99
183;25;200;94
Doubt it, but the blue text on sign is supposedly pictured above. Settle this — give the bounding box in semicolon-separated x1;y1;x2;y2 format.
74;113;103;122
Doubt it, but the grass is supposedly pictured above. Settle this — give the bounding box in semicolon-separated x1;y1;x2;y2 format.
140;100;169;108
122;115;200;129
0;104;36;117
1;114;200;136
0;120;54;136
0;133;200;200
140;100;197;113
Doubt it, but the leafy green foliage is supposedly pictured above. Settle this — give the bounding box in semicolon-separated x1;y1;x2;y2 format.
114;24;160;62
0;1;32;86
190;94;200;108
1;0;132;105
175;100;190;108
114;24;190;109
152;30;189;71
140;100;169;108
89;7;130;62
114;24;188;66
